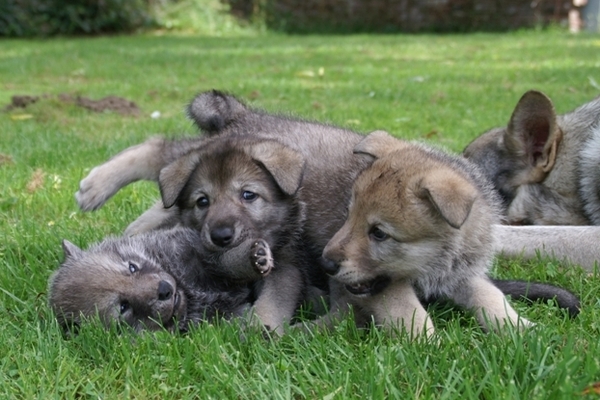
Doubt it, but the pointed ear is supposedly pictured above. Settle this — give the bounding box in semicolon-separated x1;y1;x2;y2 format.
246;141;305;195
159;152;201;208
417;170;478;229
506;90;562;174
353;130;408;160
62;240;83;260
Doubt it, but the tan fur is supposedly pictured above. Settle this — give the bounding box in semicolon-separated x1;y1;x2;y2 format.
321;131;532;337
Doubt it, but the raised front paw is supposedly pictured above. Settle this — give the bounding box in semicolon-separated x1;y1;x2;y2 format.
251;239;273;276
75;164;122;211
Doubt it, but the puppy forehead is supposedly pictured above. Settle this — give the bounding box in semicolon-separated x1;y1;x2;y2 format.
350;151;445;234
194;149;267;188
354;151;430;199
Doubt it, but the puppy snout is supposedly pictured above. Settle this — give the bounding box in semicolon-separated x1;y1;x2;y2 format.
319;256;340;276
210;226;234;247
157;280;173;301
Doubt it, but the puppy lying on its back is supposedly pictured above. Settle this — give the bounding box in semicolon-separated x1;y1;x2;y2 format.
320;131;579;337
49;227;273;332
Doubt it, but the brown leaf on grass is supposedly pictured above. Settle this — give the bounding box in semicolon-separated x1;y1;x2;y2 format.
0;153;14;166
26;169;45;193
248;90;261;100
423;130;439;139
581;382;600;395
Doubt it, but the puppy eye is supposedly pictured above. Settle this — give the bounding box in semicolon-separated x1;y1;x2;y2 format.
120;300;130;315
369;227;389;241
196;196;209;208
128;263;138;273
241;191;258;201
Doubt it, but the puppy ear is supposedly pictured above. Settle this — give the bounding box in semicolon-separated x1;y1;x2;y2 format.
505;90;562;177
62;240;83;260
417;170;478;229
353;130;409;160
246;141;305;196
159;152;201;208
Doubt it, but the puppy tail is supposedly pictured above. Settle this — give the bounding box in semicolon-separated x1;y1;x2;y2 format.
491;278;580;318
187;90;247;134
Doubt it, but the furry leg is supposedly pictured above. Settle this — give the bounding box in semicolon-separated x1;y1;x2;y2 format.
362;280;435;338
457;275;533;331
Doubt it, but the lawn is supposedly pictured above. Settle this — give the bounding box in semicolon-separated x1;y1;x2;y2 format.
1;29;600;398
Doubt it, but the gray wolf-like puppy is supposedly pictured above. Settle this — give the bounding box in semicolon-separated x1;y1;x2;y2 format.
464;90;600;226
49;227;273;332
75;90;581;333
320;131;577;337
82;134;315;335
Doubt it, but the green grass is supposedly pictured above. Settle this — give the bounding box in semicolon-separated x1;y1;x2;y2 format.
1;29;600;398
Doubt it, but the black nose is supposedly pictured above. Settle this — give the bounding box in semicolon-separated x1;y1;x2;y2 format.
319;257;340;276
157;280;173;301
210;226;234;247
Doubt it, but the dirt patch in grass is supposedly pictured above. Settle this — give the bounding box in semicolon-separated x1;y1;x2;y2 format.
0;154;14;166
4;94;141;116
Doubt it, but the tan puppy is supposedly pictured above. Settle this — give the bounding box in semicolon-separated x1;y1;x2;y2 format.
320;131;534;337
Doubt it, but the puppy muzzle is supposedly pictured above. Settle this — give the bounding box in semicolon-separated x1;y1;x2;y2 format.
345;276;391;297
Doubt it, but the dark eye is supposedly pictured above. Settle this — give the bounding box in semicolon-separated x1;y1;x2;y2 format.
128;263;138;273
120;300;130;314
369;227;389;241
196;196;209;208
242;191;258;201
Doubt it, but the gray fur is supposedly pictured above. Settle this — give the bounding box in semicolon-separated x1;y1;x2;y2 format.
464;90;600;270
154;136;312;334
75;90;581;332
464;90;600;226
494;224;600;272
48;227;274;332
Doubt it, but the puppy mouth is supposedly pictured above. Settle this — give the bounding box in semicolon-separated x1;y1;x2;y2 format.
168;289;186;322
173;292;181;312
345;276;391;297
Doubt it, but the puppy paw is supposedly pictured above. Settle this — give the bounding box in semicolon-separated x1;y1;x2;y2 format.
75;165;122;211
250;239;273;276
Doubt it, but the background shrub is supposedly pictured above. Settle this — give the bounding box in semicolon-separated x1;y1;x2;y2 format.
0;0;156;37
223;0;572;33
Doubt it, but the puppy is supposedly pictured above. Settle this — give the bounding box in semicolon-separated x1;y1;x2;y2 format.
49;227;272;332
149;136;314;334
320;131;541;337
464;90;600;226
75;91;581;335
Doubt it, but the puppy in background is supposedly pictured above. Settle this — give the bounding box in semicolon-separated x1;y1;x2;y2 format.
464;90;600;270
464;90;600;226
